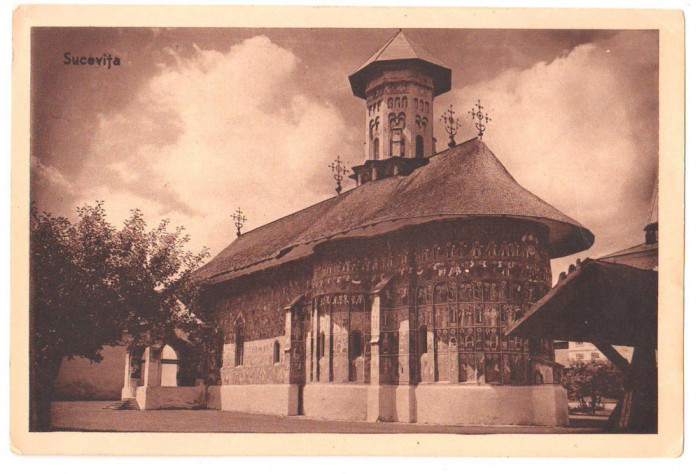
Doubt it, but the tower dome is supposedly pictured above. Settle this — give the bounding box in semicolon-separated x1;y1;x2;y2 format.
349;30;452;165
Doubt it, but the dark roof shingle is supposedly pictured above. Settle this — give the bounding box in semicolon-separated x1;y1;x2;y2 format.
196;139;594;284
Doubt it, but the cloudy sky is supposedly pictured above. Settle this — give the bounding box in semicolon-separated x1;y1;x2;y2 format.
30;27;658;280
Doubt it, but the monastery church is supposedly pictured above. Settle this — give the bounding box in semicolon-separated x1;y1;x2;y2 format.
118;31;594;426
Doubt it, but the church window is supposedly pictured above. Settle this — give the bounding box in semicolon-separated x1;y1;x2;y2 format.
420;100;424;111
425;101;429;113
273;340;280;363
402;96;408;108
415;135;424;159
319;332;326;358
414;98;418;109
418;326;428;355
235;327;245;366
388;98;393;108
373;138;380;160
350;330;363;359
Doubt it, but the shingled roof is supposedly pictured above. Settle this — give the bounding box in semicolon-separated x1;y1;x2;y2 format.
196;138;594;285
349;30;452;99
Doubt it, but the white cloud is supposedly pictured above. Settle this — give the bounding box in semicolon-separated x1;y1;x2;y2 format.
444;33;658;279
73;35;350;256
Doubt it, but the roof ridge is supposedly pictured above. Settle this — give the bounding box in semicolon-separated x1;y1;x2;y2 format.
375;29;404;61
402;32;448;67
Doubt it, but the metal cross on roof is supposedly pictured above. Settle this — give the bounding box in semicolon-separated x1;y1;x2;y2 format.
329;155;348;196
440;105;461;148
231;207;247;237
469;99;492;139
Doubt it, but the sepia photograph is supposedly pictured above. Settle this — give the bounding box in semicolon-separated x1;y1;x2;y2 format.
10;5;685;456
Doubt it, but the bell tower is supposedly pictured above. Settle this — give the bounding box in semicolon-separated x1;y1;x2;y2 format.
349;30;452;165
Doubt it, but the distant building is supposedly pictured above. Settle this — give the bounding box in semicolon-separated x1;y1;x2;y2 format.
554;341;633;368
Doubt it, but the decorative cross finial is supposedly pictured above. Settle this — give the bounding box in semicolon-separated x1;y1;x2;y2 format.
469;99;491;139
329;155;348;195
440;105;461;148
231;207;246;237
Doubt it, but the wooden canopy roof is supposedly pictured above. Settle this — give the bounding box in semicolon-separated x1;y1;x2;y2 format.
506;259;658;348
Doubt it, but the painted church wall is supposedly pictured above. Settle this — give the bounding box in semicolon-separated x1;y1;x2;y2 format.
310;217;555;386
212;217;557;388
221;336;288;384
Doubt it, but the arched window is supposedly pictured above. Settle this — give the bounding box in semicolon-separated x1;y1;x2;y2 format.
420;100;424;111
373;138;379;160
418;326;428;355
273;340;281;363
402;96;408;108
318;332;326;358
387;98;393;109
415;135;424;159
425;101;429;114
350;330;363;359
413;97;418;109
235;327;245;366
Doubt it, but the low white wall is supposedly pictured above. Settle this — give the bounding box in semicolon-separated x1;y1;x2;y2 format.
220;384;299;416
366;385;397;422
304;383;369;422
414;384;569;426
135;386;205;410
206;385;222;410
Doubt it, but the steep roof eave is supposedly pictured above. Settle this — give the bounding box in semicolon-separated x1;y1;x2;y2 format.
195;139;595;285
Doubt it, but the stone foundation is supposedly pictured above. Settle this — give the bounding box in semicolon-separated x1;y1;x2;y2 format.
214;382;567;426
219;384;300;416
414;384;568;426
303;383;369;422
135;386;205;410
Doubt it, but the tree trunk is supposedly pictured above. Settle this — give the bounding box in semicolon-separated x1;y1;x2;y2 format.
29;355;63;431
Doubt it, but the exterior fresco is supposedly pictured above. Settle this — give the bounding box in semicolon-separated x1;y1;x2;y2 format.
210;217;557;389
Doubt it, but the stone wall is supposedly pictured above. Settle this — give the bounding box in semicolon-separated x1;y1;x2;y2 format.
54;344;126;400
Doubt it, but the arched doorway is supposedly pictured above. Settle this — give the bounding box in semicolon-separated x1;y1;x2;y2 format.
160;344;178;387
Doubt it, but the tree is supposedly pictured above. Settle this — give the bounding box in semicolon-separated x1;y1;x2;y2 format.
29;202;209;431
561;360;625;415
